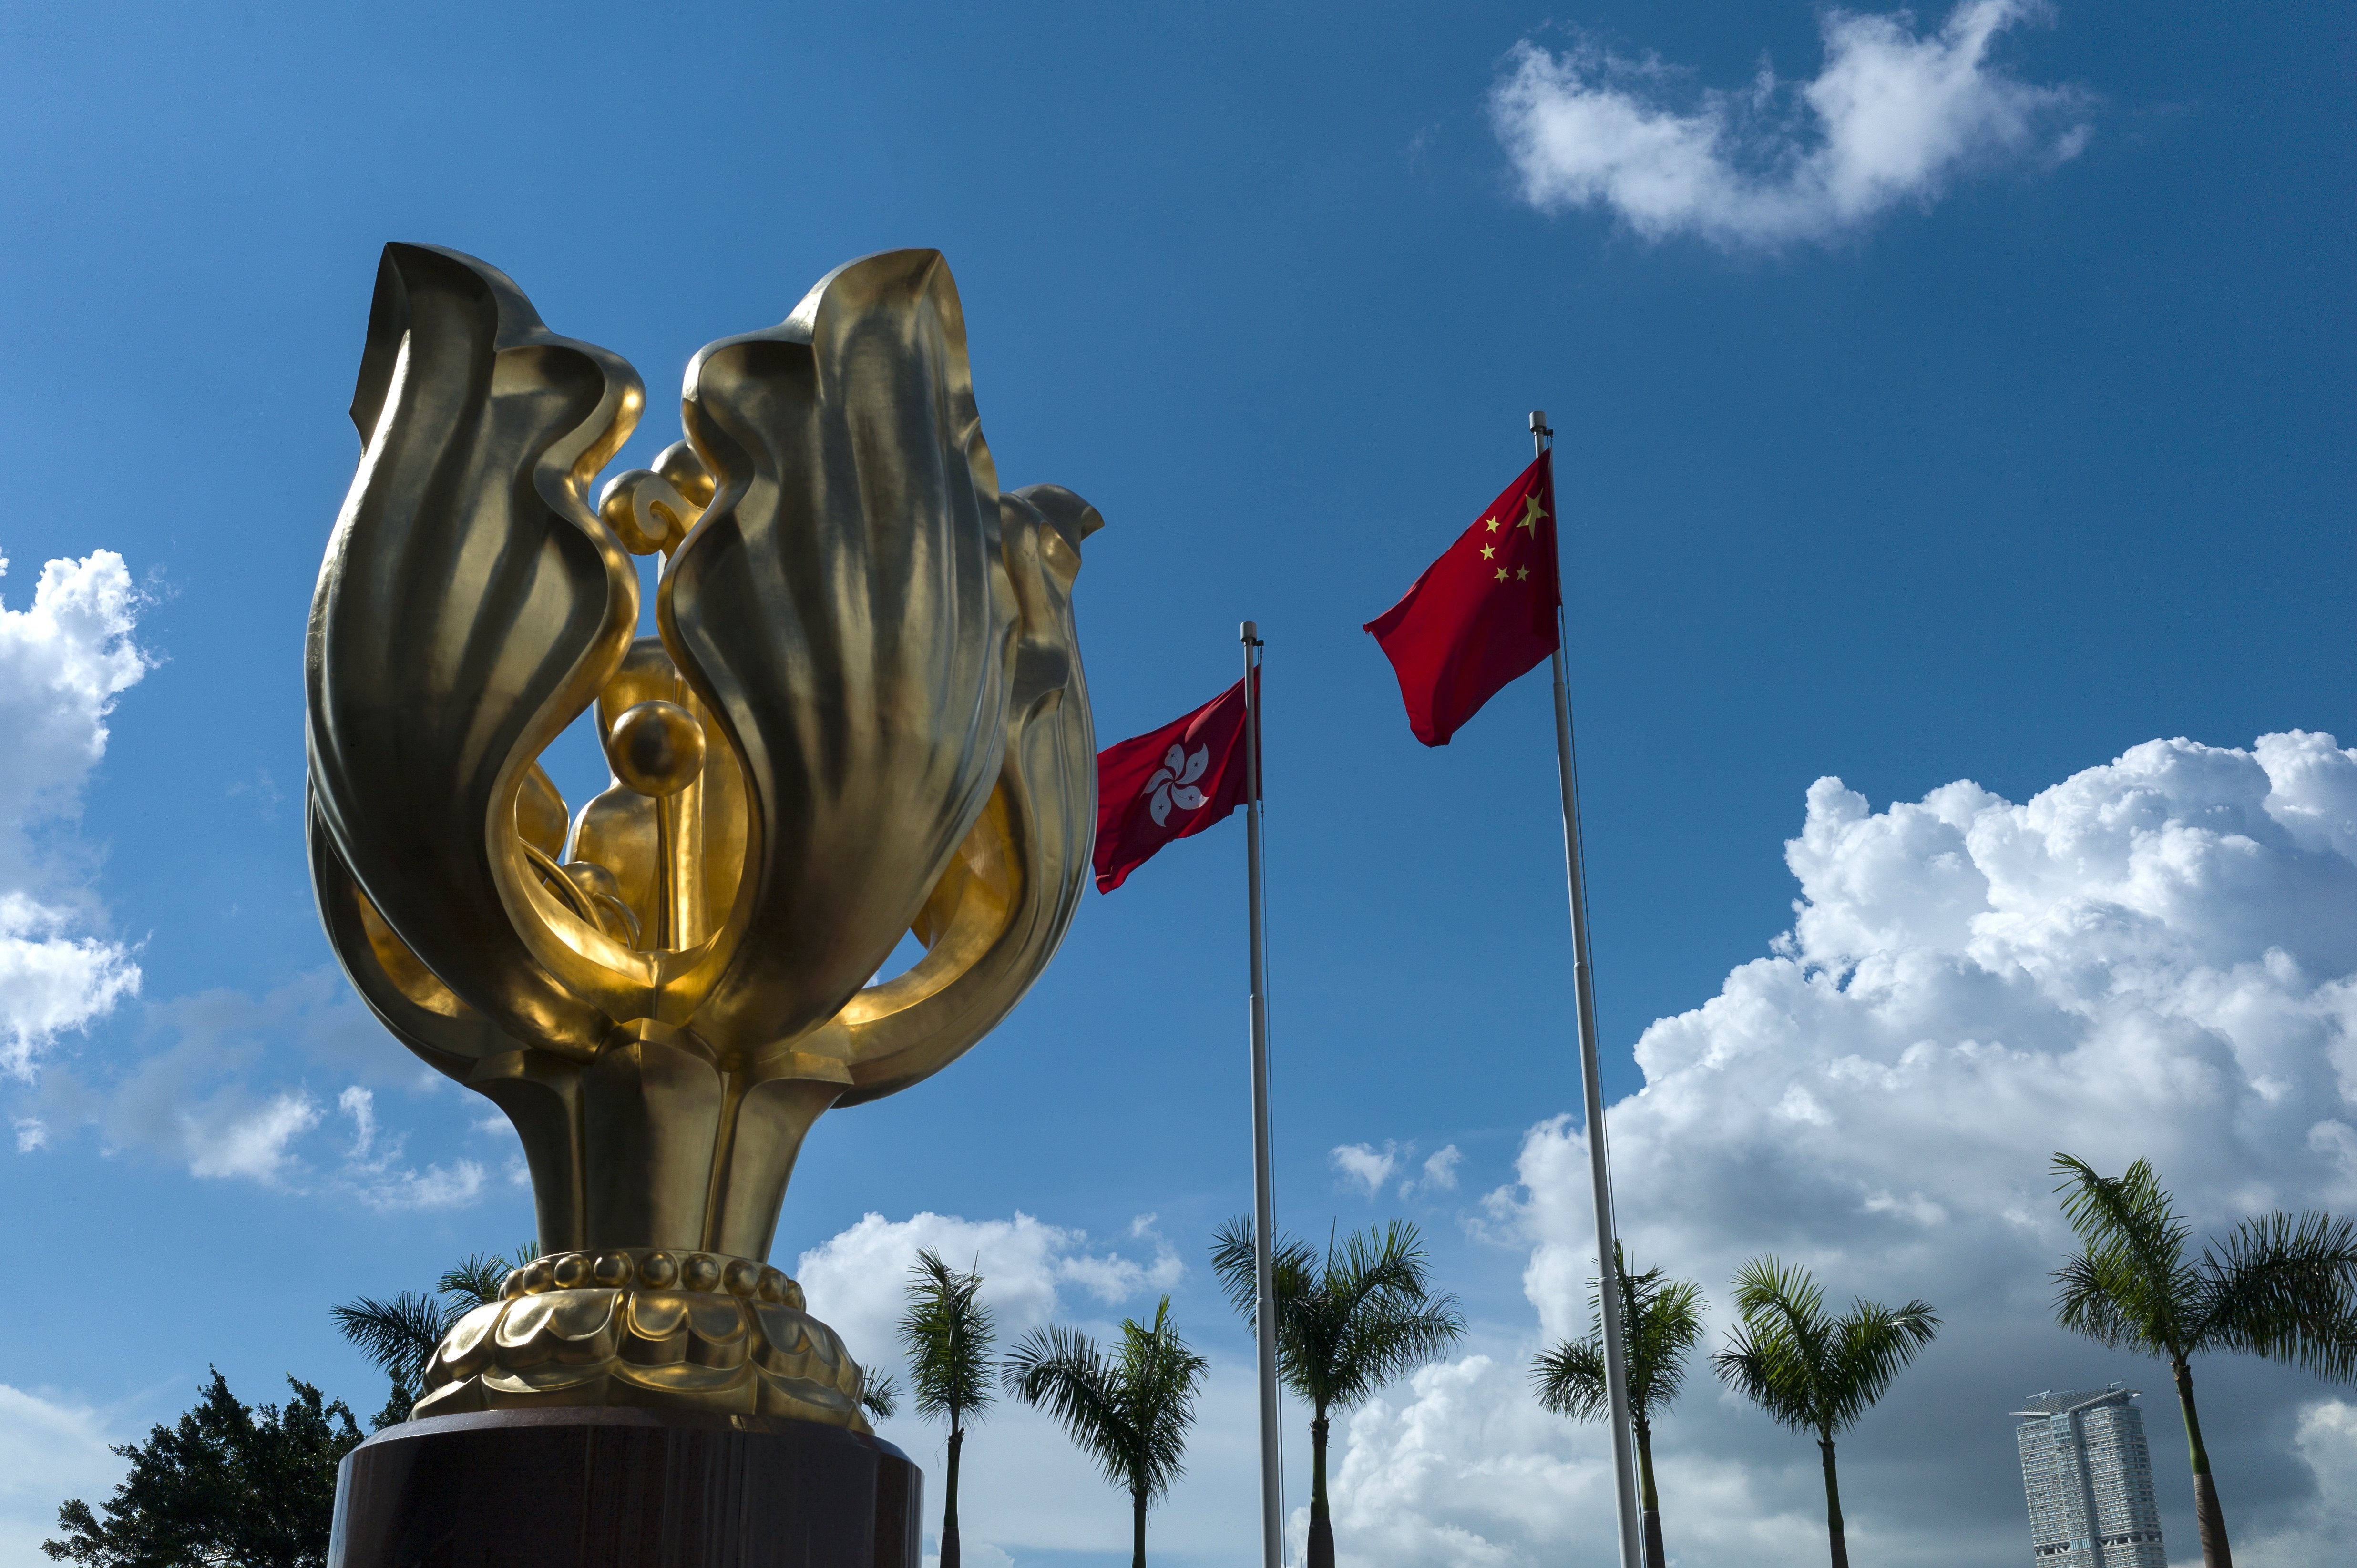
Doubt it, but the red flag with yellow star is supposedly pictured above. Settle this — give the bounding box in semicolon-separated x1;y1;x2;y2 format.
1364;450;1561;746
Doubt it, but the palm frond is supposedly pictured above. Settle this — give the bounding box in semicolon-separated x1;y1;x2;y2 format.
1005;1302;1209;1504
2199;1209;2357;1381
439;1249;528;1310
899;1248;997;1424
1712;1310;1818;1435
1714;1257;1936;1439
2050;1154;2194;1357
2051;1246;2140;1347
1819;1298;1940;1433
330;1292;451;1388
1626;1270;1708;1414
1209;1216;1319;1328
1566;1244;1708;1420
861;1371;902;1422
1004;1324;1131;1486
1532;1337;1610;1420
1117;1298;1212;1501
1289;1221;1465;1412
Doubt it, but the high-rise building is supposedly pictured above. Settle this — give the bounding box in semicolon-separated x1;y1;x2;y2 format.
2012;1384;2168;1567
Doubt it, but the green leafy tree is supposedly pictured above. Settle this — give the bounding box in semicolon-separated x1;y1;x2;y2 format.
1003;1298;1209;1568
1211;1219;1465;1568
44;1370;362;1568
1711;1258;1938;1568
1532;1244;1705;1568
330;1244;534;1426
2051;1153;2357;1568
899;1249;996;1568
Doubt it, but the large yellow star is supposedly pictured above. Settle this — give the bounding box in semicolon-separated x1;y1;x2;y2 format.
1517;491;1549;534
1480;544;1495;560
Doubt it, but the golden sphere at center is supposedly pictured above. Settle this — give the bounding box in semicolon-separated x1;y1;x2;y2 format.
610;701;706;797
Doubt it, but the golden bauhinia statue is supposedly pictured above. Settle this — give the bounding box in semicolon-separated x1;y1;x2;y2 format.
307;243;1098;1430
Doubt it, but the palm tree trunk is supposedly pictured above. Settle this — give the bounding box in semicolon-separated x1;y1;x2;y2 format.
1131;1485;1147;1568
1633;1414;1666;1568
2173;1358;2233;1568
1309;1410;1334;1568
942;1419;963;1568
1818;1436;1848;1568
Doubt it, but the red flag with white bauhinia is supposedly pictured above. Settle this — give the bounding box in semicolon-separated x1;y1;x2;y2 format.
1092;672;1258;893
1364;450;1560;746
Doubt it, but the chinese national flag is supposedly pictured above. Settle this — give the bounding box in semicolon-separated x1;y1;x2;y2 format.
1364;450;1561;746
1092;673;1257;893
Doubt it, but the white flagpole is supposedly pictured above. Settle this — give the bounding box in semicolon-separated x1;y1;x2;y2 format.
1533;411;1643;1568
1241;620;1283;1568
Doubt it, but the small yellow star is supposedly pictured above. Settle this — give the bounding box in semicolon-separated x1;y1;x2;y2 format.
1480;544;1495;560
1484;517;1499;533
1517;566;1529;580
1517;492;1549;533
1495;567;1508;581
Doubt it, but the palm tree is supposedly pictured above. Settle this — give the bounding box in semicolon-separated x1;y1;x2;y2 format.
1532;1244;1705;1568
330;1243;536;1425
2050;1153;2357;1568
898;1249;996;1568
1002;1298;1209;1568
1211;1219;1465;1568
1711;1258;1938;1568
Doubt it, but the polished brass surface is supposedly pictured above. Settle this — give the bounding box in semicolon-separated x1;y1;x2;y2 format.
308;243;1099;1423
414;1249;866;1421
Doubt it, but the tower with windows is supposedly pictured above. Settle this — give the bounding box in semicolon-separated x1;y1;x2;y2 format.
2012;1384;2167;1567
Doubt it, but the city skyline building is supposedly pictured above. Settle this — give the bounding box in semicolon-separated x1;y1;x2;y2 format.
2012;1384;2168;1568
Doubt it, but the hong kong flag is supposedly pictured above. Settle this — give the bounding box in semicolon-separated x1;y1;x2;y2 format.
1364;450;1561;746
1092;672;1257;893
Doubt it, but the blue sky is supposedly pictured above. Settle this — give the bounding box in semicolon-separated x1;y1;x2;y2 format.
2;3;2352;1565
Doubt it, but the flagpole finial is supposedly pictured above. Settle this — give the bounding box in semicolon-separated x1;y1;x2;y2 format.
1528;410;1552;437
1240;620;1260;645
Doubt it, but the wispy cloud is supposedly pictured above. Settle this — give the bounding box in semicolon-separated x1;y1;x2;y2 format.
17;972;490;1210
0;1384;128;1563
1488;0;2091;249
1334;1139;1467;1200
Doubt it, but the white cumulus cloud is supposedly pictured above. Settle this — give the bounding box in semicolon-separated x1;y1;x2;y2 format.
2240;1399;2357;1562
1488;0;2091;248
796;1209;1251;1566
795;1210;1188;1375
1332;1141;1402;1197
1331;731;2357;1567
0;550;149;1076
1416;1145;1464;1194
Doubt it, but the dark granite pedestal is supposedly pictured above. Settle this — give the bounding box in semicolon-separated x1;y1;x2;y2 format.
328;1408;922;1568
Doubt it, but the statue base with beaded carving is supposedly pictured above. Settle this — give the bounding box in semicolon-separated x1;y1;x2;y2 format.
327;1406;921;1568
412;1250;874;1427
